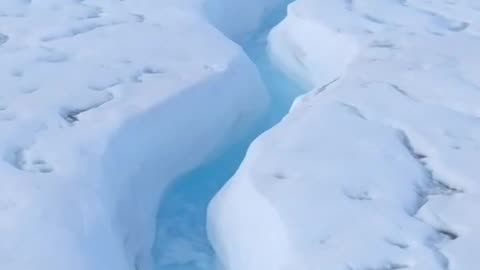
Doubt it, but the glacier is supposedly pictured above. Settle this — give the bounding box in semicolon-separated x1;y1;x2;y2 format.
209;1;480;270
1;0;479;270
0;0;272;269
152;3;304;269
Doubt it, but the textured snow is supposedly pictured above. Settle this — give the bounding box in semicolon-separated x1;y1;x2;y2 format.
0;1;271;270
208;1;480;270
2;0;479;270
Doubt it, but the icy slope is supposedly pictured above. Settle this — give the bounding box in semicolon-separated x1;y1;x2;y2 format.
208;1;480;270
0;1;271;270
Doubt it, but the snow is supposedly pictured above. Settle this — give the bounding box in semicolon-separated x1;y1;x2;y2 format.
151;2;306;269
2;0;479;270
0;1;271;270
204;0;291;43
208;1;480;270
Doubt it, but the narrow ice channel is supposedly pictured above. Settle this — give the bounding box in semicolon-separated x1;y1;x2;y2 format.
152;3;301;270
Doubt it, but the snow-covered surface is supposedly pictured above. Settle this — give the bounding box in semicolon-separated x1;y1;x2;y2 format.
205;0;290;43
209;1;480;270
2;0;479;270
0;1;272;270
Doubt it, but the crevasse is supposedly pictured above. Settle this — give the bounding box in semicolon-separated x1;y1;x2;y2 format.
152;1;300;269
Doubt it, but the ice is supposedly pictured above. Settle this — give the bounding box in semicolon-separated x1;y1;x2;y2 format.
204;0;291;43
209;0;480;270
0;1;270;270
152;3;303;269
2;0;479;270
153;136;253;270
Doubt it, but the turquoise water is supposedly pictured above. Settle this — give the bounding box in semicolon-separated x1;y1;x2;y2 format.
153;3;301;269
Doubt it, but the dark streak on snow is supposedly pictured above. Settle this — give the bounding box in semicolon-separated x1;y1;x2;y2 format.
397;130;460;270
41;22;123;42
131;13;145;23
366;263;409;270
88;80;122;91
343;189;373;201
369;40;397;49
332;101;461;270
312;77;340;96
10;148;54;174
386;239;410;249
345;0;354;11
437;228;459;240
347;263;409;270
447;21;469;32
59;92;113;124
363;14;387;25
273;172;288;180
338;102;367;120
389;83;419;102
430;179;464;195
130;66;166;83
0;33;8;45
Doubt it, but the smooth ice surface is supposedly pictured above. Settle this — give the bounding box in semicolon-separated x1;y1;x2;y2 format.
153;134;255;270
208;1;480;270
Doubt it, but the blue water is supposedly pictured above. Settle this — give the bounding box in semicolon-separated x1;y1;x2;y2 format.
152;3;301;269
152;138;253;270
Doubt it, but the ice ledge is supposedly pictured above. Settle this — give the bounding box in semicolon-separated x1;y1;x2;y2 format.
0;2;269;270
208;1;480;269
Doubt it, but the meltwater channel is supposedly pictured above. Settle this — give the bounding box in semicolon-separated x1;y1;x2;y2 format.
152;3;301;269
